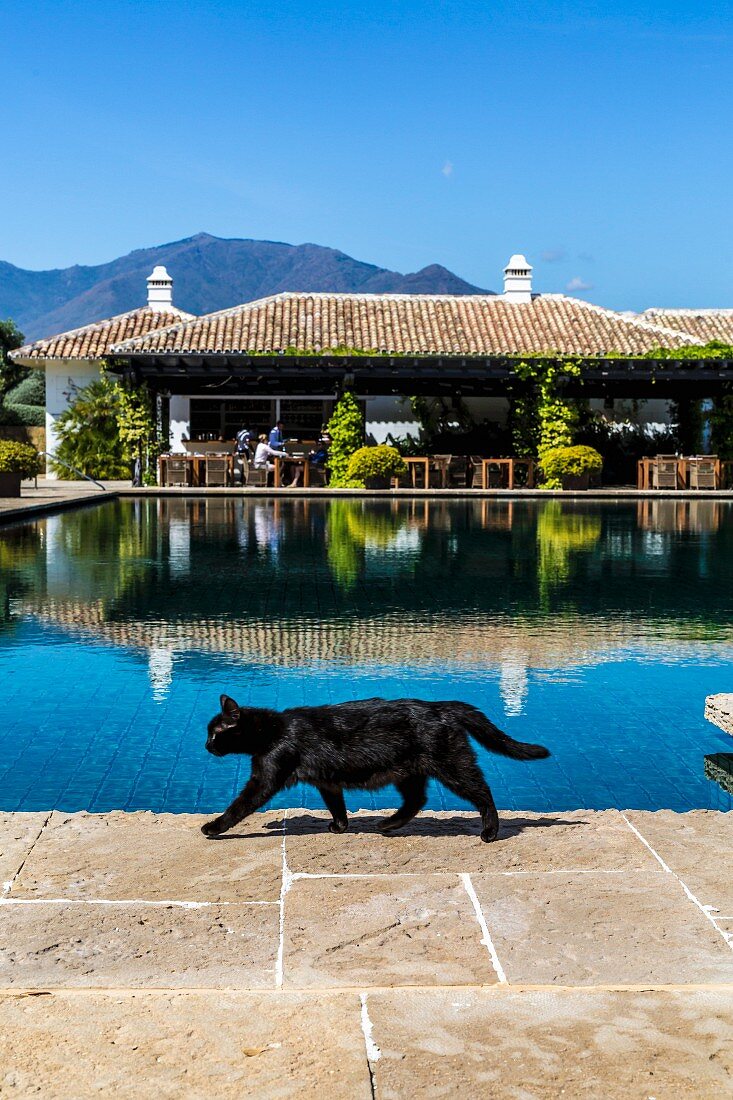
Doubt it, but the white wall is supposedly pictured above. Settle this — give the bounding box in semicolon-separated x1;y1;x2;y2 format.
44;359;104;478
169;396;191;451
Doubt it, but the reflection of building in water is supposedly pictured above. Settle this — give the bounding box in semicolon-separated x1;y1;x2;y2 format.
499;652;529;716
148;646;174;702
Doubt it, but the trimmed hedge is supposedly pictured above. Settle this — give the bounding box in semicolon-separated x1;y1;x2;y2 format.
1;402;45;427
6;372;45;406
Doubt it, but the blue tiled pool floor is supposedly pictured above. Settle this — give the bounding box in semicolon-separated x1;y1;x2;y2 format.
1;497;731;814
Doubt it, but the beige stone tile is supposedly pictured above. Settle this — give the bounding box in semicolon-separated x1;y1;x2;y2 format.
367;988;733;1099
0;990;371;1099
0;901;278;988
0;813;47;888
12;810;284;903
625;810;733;914
471;871;733;985
282;874;498;988
284;809;659;876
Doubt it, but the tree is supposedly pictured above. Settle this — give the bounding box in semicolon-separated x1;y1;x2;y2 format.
325;391;364;486
52;376;129;479
0;319;26;398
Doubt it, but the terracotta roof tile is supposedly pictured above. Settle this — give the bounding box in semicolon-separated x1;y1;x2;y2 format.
642;309;733;346
12;306;195;362
112;292;694;358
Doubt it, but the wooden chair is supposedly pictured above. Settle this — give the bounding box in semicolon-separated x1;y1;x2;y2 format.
245;461;269;487
205;457;229;486
652;456;678;490
429;455;452;488
468;455;485;488
166;457;189;487
689;456;717;490
447;456;469;488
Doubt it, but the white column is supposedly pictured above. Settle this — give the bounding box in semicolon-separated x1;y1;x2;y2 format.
169;396;191;451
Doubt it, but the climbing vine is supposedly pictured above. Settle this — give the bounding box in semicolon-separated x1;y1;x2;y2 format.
510;357;583;457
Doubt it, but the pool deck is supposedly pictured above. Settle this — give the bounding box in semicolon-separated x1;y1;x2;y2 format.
1;808;731;1096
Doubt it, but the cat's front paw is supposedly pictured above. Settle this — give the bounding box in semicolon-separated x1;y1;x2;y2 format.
201;819;226;837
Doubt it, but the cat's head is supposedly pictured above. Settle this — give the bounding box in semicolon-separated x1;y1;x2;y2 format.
206;694;245;756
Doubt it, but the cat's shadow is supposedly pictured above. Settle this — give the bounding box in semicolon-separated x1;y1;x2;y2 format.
215;813;587;840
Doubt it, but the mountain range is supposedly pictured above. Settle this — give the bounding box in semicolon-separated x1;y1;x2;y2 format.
0;233;489;342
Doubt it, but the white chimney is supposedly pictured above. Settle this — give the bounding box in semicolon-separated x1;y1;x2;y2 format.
147;265;174;312
503;254;533;303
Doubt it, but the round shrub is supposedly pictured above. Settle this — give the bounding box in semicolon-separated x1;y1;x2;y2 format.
0;440;43;478
345;445;407;486
2;402;45;427
6;371;45;407
539;445;603;489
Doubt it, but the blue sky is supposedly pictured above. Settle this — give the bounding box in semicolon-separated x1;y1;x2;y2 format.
3;0;733;309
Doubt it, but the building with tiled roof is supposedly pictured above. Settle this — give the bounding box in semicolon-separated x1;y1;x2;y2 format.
12;253;733;469
12;267;195;476
641;309;733;346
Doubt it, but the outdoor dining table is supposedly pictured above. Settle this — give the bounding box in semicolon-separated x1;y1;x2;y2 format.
479;457;535;490
636;457;733;490
273;454;310;488
158;453;234;486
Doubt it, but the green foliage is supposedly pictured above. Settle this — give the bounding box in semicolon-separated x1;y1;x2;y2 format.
52;376;129;479
0;440;42;477
51;366;157;481
669;398;703;455
325;391;364;486
6;371;45;406
0;319;25;397
282;345;379;357
0;402;45;427
345;445;407;486
710;391;733;460
511;357;583;457
539;445;603;489
645;341;733;360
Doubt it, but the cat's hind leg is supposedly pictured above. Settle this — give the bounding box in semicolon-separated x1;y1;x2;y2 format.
432;759;500;842
378;775;428;833
318;786;349;833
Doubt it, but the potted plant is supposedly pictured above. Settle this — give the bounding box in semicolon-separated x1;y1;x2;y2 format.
539;445;603;490
0;441;43;497
345;445;407;489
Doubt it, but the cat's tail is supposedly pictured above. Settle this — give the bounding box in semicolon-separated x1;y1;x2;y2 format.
459;705;550;761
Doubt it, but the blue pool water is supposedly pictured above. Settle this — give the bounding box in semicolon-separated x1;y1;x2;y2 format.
1;497;731;814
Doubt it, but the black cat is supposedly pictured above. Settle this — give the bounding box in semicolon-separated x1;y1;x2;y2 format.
202;695;549;842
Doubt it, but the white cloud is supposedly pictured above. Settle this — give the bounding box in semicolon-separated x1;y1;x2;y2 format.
541;248;566;263
566;276;594;292
441;161;454;177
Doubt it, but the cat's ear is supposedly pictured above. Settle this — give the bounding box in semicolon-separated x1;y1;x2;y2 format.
220;694;240;718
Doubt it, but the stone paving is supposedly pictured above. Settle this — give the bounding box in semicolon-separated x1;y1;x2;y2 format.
0;809;731;1097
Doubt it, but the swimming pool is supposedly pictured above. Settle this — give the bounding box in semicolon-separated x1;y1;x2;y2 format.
1;496;731;814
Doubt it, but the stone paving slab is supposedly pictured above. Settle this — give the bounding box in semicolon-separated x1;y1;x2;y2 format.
366;988;733;1099
625;809;733;915
0;901;279;989
0;991;371;1099
13;810;285;903
471;870;733;986
0;812;47;889
283;874;498;988
284;809;658;875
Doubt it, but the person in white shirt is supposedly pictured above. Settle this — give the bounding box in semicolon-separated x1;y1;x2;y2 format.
253;434;302;486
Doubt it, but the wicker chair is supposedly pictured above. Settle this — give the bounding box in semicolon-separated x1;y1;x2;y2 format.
429;455;452;488
245;461;269;487
652;456;678;490
166;457;189;487
447;456;469;488
688;456;717;490
205;457;229;487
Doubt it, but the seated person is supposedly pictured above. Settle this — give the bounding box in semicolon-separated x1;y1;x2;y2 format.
309;432;330;468
253;434;302;486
